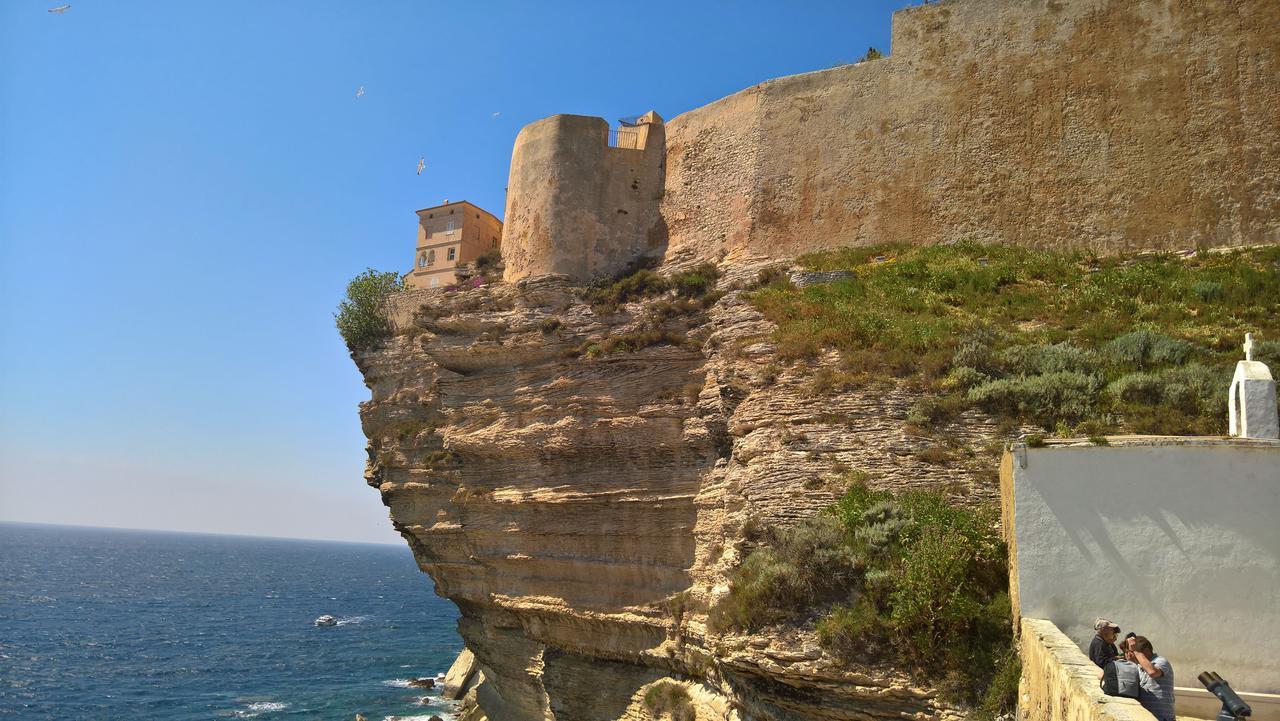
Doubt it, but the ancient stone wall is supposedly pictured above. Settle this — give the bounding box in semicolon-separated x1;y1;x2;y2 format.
502;113;666;283
661;0;1280;266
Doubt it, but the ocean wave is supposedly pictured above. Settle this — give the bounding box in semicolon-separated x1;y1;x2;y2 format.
383;715;453;721
232;700;288;717
382;679;414;688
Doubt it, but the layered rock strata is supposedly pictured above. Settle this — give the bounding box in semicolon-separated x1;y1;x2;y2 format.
358;274;1008;721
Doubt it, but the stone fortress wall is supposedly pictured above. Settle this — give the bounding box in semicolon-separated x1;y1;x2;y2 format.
502;112;666;282
502;0;1280;282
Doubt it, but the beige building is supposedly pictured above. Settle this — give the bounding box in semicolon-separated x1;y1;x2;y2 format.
404;200;502;290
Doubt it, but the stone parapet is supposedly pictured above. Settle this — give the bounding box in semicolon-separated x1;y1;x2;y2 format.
1019;617;1154;721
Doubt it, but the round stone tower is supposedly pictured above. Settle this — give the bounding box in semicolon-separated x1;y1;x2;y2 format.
501;111;666;283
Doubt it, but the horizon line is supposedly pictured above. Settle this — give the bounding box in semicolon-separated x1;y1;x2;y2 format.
0;519;407;547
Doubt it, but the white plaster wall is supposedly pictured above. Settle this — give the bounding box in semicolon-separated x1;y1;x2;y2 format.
1009;441;1280;693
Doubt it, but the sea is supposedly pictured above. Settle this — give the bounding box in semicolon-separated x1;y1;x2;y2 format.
0;522;463;721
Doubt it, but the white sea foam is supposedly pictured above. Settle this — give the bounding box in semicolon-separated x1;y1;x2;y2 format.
233;700;288;717
335;615;367;626
383;678;414;688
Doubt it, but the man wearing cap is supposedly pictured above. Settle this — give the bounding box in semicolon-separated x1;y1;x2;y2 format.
1088;618;1122;668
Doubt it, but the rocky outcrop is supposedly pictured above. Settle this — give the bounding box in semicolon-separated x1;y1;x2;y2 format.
356;273;1008;721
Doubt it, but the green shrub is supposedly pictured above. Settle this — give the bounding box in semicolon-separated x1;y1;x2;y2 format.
571;328;690;357
1104;330;1192;369
858;46;884;62
1192;280;1224;302
387;419;434;442
1109;363;1227;434
1253;339;1280;367
995;342;1093;375
671;263;720;298
474;249;502;272
754;265;792;289
335;269;403;351
944;366;989;391
816;596;884;659
716;478;1012;708
643;681;694;721
977;651;1021;719
709;515;859;631
587;268;669;310
1110;363;1223;414
540;317;563;333
967;371;1103;427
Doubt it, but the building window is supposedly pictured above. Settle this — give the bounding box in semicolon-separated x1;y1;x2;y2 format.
445;221;456;235
447;247;456;261
429;276;439;288
427;249;436;266
491;238;497;248
418;253;428;268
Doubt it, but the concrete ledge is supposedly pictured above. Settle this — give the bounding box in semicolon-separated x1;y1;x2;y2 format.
1020;618;1154;721
1174;685;1280;721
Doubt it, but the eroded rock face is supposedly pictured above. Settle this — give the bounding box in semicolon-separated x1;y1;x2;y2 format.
355;274;1005;721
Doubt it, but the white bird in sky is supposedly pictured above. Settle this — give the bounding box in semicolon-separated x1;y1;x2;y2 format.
416;157;425;176
355;85;365;99
491;111;501;118
48;4;71;13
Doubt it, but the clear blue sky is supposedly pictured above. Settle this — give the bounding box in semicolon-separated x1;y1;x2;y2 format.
0;0;900;543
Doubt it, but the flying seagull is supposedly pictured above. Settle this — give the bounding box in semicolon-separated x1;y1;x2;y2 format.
491;111;500;118
48;4;71;13
355;85;365;99
416;157;425;176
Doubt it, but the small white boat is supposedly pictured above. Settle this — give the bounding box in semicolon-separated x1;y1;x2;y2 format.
314;615;338;627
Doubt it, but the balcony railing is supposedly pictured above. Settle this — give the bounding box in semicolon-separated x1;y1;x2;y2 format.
608;129;641;149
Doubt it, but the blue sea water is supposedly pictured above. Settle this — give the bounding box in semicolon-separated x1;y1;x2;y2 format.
0;522;463;721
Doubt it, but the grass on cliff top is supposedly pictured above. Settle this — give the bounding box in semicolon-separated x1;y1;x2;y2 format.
748;242;1280;435
567;262;724;358
585;262;722;312
711;476;1016;717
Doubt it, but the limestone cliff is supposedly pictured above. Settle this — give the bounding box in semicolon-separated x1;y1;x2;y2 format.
356;270;1009;721
349;1;1280;717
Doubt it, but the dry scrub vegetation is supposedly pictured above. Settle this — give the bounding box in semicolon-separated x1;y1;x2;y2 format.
712;476;1017;717
749;242;1280;436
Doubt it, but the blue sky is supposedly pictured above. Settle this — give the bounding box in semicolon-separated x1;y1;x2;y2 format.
0;0;900;543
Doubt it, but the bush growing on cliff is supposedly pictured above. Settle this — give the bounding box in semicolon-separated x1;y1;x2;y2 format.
714;477;1013;713
335;269;403;351
587;268;669;310
586;262;722;312
642;681;694;721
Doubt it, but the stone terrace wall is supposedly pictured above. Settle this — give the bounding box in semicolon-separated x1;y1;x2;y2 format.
1020;618;1154;721
660;0;1280;266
